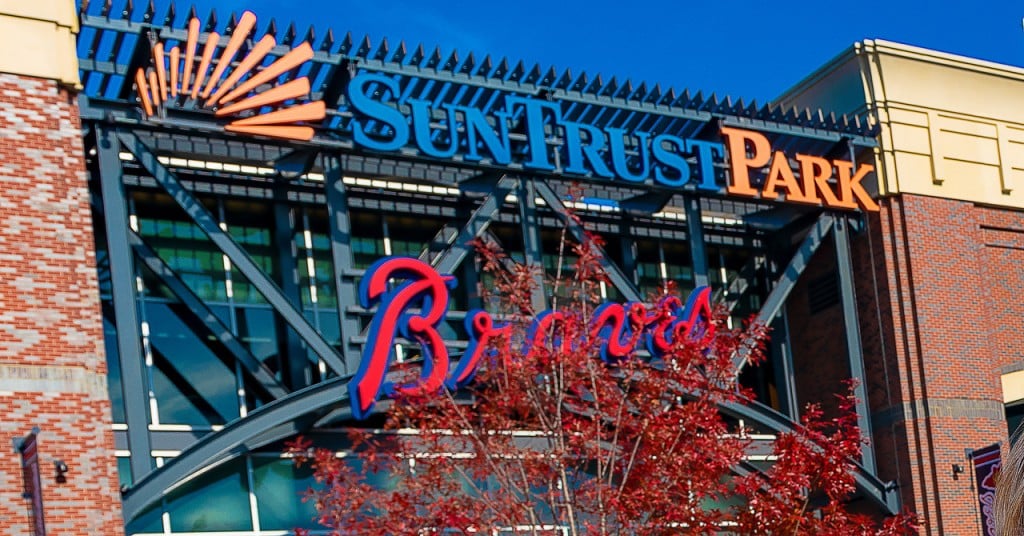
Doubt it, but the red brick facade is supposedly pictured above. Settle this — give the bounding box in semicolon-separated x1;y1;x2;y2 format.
790;193;1023;533
0;73;124;535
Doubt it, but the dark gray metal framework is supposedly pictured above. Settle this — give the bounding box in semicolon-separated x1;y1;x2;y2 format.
77;0;898;523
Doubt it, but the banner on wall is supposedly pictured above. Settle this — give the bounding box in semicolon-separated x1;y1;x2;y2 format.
972;442;1001;536
15;428;46;536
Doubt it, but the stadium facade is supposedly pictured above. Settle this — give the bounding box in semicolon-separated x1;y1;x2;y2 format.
1;1;1023;534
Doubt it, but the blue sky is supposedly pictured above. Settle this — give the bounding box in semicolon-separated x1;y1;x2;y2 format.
134;0;1023;103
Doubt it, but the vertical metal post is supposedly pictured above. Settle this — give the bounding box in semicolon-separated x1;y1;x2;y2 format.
517;177;548;312
273;191;310;390
684;195;709;288
455;198;483;310
834;214;876;474
325;157;362;373
96;126;152;482
770;313;800;419
619;215;637;286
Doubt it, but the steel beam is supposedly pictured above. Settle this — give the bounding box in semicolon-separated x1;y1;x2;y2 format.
434;177;514;275
324;156;363;374
717;397;898;514
127;231;289;400
735;214;834;370
769;313;799;420
517;178;549;312
273;189;312;390
713;254;766;313
683;195;709;288
533;181;642;303
116;130;348;376
121;377;350;522
834;214;876;474
96;126;153;482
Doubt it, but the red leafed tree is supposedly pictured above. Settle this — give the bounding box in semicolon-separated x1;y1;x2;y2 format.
287;208;917;535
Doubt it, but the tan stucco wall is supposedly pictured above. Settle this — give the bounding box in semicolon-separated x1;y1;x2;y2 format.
780;39;1024;210
0;0;80;87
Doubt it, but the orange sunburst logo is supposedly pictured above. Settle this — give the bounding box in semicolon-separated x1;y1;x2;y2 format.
134;11;325;141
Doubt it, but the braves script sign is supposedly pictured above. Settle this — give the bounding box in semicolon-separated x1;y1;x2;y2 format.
348;256;714;419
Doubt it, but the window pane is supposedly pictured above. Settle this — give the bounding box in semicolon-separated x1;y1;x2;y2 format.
236;305;280;377
102;314;126;424
167;458;252;532
146;301;239;426
252;457;319;530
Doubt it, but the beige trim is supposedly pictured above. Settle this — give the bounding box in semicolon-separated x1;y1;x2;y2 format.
0;0;80;88
1004;370;1024;405
779;38;1024;210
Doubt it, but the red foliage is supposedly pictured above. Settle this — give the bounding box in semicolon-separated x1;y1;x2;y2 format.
286;204;917;535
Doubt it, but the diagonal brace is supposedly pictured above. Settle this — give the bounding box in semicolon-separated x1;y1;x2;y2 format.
117;130;348;376
434;177;514;275
533;181;642;303
128;230;289;400
734;213;834;371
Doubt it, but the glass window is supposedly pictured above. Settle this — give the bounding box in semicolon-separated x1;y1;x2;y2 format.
134;191;227;303
101;314;125;424
166;458;253;532
252;457;319;530
386;214;444;259
145;301;239;426
125;502;163;535
236;305;280;374
351;211;385;269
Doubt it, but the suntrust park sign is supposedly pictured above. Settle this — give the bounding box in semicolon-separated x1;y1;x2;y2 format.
347;73;880;212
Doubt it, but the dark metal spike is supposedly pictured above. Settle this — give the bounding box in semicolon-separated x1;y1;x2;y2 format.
660;87;675;106
690;90;703;108
523;64;542;84
601;76;618;97
100;0;112;18
616;79;633;99
409;43;425;65
508;60;525;81
538;66;556;86
355;35;371;57
188;4;198;22
475;55;493;77
319;28;335;52
284;23;297;45
425;46;442;69
646;83;660;103
554;68;572;89
459;52;475;74
584;73;603;94
226;12;238;33
338;32;353;55
265;18;278;40
204;9;217;32
162;2;176;26
390;41;407;63
443;49;459;71
493;58;509;78
571;71;588;91
372;37;389;61
122;0;134;20
304;25;316;45
80;0;91;15
143;0;154;22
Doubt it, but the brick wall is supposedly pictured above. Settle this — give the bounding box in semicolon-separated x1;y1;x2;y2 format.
848;194;1015;534
0;73;124;535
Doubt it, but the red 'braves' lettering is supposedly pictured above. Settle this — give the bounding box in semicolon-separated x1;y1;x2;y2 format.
349;257;716;419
